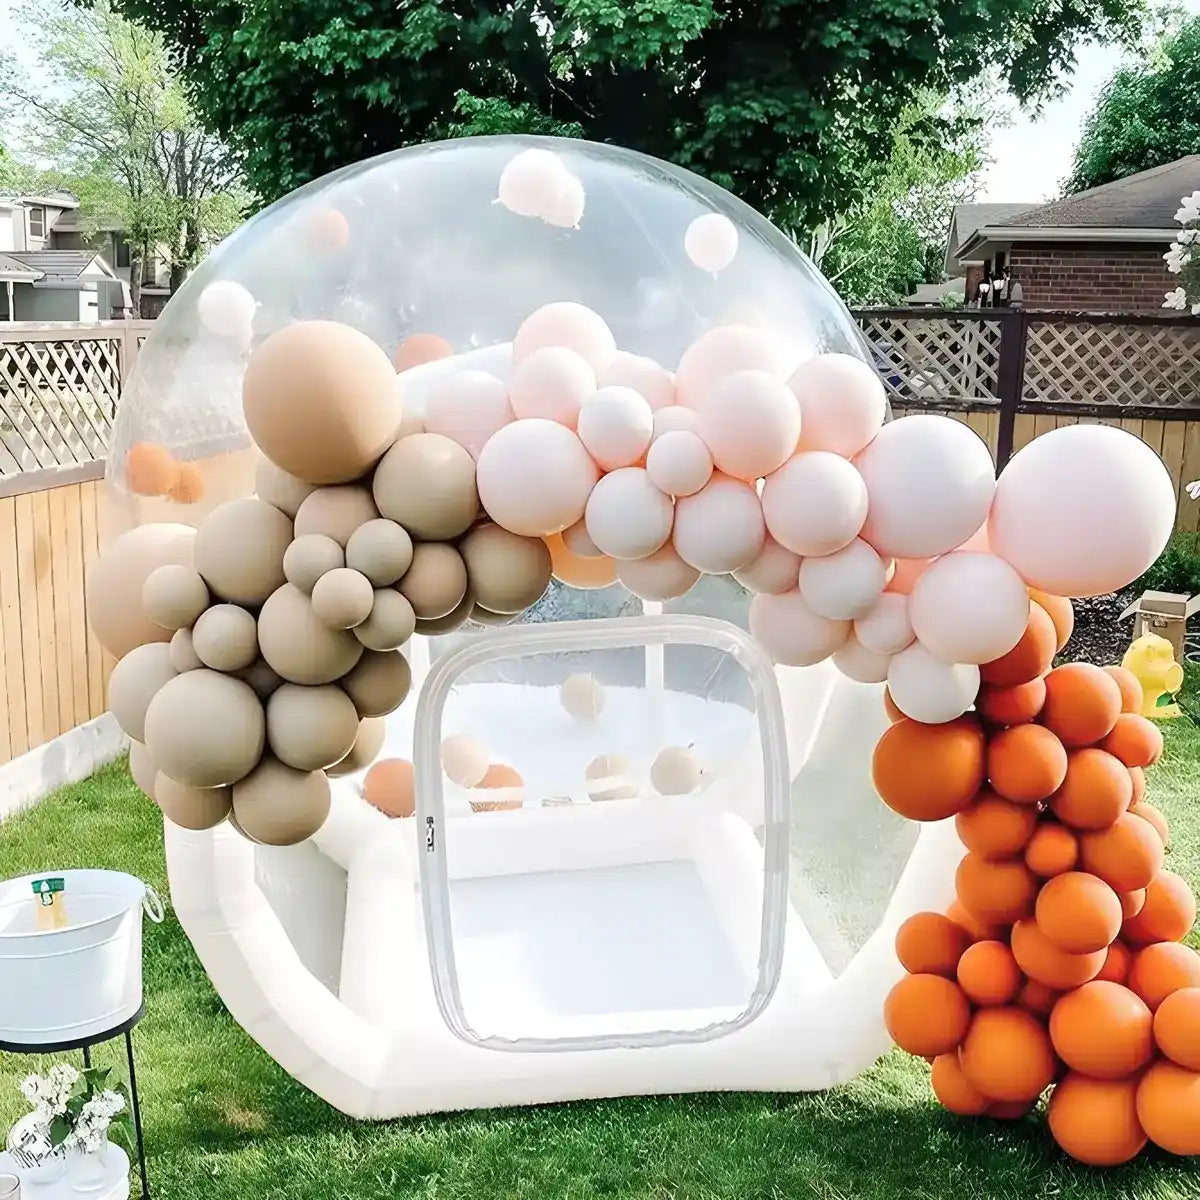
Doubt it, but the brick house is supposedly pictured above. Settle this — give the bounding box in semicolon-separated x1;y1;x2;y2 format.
947;156;1200;312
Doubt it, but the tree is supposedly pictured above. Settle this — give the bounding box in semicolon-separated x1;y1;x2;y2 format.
1066;14;1200;193
1;1;244;311
96;0;1143;233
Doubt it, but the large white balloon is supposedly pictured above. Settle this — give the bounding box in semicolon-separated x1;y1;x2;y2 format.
508;346;595;425
798;538;888;620
675;324;792;407
909;553;1030;665
672;474;765;573
987;423;1176;597
584;468;673;560
855;415;995;558
854;591;914;656
749;590;850;667
422;369;513;458
646;429;713;497
577;386;654;470
760;452;868;556
887;643;980;724
696;369;801;481
512;301;617;372
684;213;739;273
599;351;676;410
790;353;886;458
832;634;891;684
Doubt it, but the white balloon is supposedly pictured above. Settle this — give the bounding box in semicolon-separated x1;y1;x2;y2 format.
513;302;617;372
577;386;654;470
886;643;980;724
909;552;1030;665
988;423;1176;597
749;590;850;667
197;280;256;339
652;405;701;439
684;213;739;273
832;634;891;684
732;536;801;595
855;415;995;558
645;429;713;497
675;324;793;407
584;468;673;561
617;544;701;601
790;352;886;458
798;538;888;620
497;149;571;218
672;474;765;573
509;346;595;425
422;369;513;458
599;352;675;410
543;172;586;228
696;369;801;481
760;452;868;556
441;734;489;787
854;592;914;656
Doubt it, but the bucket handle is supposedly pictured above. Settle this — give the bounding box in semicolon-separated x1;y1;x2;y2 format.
142;885;165;924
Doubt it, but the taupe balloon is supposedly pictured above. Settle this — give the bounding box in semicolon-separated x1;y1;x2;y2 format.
469;605;517;627
154;774;232;831
372;433;478;540
398;543;467;620
414;589;474;636
294;486;380;548
326;716;387;777
311;568;375;629
128;739;159;801
585;754;638;801
266;683;360;771
194;498;293;605
192;604;259;672
236;658;284;701
650;746;703;795
108;642;177;743
459;523;552;614
254;456;315;517
341;649;412;718
169;628;204;672
353;588;416;650
257;583;364;685
142;564;210;631
143;669;265;788
231;756;331;846
345;518;413;585
242;321;402;485
283;534;344;595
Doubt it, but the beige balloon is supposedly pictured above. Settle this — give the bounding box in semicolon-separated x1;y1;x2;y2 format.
142;564;210;631
231;756;332;846
127;739;159;801
440;734;489;787
398;543;468;620
586;754;639;801
143;669;266;788
469;605;517;627
354;588;416;650
169;628;204;672
266;683;361;771
311;567;375;629
191;604;259;672
254;456;315;517
108;642;177;743
194;498;293;606
257;583;364;685
242;320;403;485
415;589;475;636
236;658;284;701
283;534;345;595
86;523;195;658
372;433;479;540
154;774;232;831
561;673;605;720
650;746;703;795
293;486;380;548
459;523;552;614
341;649;412;718
345;518;413;586
327;715;387;777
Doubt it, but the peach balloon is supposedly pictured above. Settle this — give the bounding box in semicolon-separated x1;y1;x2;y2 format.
854;592;915;656
645;430;713;497
675;324;792;407
732;536;801;595
749;590;850;667
832;633;891;684
599;351;675;410
509;346;595;425
696;369;801;480
394;333;452;372
887;643;981;724
672;474;765;574
577;386;654;470
760;452;868;556
422;369;513;457
652;405;701;438
545;533;617;590
584;468;673;561
476;419;599;537
798;538;888;620
512;301;616;372
300;207;350;253
562;518;602;558
497;148;572;219
886;556;934;595
542;171;586;228
790;352;887;458
617;544;701;601
684;213;739;273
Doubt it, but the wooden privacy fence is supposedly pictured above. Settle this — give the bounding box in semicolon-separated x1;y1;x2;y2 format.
852;308;1200;532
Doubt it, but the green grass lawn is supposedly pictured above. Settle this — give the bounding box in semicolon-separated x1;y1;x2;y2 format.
2;725;1199;1200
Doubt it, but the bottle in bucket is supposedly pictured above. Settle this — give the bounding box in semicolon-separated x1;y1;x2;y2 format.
31;877;67;933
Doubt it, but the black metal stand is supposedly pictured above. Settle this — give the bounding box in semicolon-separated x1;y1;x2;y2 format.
0;1006;150;1200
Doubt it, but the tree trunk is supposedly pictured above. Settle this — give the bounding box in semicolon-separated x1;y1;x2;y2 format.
129;245;147;318
170;219;201;293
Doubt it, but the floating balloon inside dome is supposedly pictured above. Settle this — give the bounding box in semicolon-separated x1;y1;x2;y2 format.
88;136;1191;1157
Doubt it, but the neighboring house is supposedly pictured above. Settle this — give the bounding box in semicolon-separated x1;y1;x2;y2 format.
948;156;1200;313
940;202;1039;306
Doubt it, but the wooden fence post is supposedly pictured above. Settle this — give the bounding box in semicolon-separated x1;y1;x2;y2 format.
995;308;1028;468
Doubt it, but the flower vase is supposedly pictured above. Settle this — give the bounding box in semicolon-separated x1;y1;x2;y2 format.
66;1137;109;1194
6;1112;67;1186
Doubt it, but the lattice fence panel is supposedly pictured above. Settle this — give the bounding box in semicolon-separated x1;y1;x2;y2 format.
1025;320;1200;410
854;314;1002;407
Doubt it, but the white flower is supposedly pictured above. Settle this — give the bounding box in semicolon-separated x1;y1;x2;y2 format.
1163;287;1187;309
20;1074;42;1104
1186;480;1200;501
1175;192;1200;225
1192;302;1200;317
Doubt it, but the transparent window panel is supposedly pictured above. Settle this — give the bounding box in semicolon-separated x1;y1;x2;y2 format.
413;615;789;1052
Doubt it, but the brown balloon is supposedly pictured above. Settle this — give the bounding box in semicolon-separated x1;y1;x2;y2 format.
326;716;387;777
372;433;479;540
108;642;177;743
283;534;345;595
266;683;361;772
354;588;416;650
256;583;364;685
341;649;412;718
459;523;552;614
255;456;316;518
414;589;475;636
142;564;210;631
127;739;159;801
231;756;331;846
169;627;204;673
294;486;380;548
194;498;293;606
154;774;232;831
346;519;413;586
311;568;375;630
398;543;468;620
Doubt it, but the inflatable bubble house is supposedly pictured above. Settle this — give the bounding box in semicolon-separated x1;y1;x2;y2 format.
89;136;1186;1136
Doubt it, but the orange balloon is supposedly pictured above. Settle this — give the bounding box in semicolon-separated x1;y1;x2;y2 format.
1049;748;1133;831
956;853;1039;925
945;900;1005;944
931;1052;990;1116
1136;1060;1200;1156
957;940;1022;1006
1011;918;1106;990
987;724;1067;803
1120;890;1147;919
883;689;905;724
1096;939;1134;984
979;601;1056;687
362;757;415;818
545;533;618;590
1049;981;1154;1078
1122;871;1196;945
1078;812;1164;893
954;791;1039;860
167;461;205;504
470;762;526;811
1129;800;1169;846
1048;1073;1147;1166
125;442;178;497
1035;871;1123;954
1029;589;1074;651
986;1098;1037;1120
1154;987;1200;1070
1128;765;1147;806
303;206;351;253
1101;713;1164;768
883;974;971;1058
871;717;985;823
1040;662;1122;748
1128;942;1200;1011
895;912;972;978
1024;822;1079;878
1018;978;1061;1017
394;333;453;372
960;1007;1059;1102
1103;665;1144;715
976;677;1046;727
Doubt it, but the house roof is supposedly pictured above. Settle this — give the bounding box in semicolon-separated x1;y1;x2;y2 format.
0;252;43;282
945;203;1039;273
50;208;123;234
5;250;115;281
18;193;81;210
